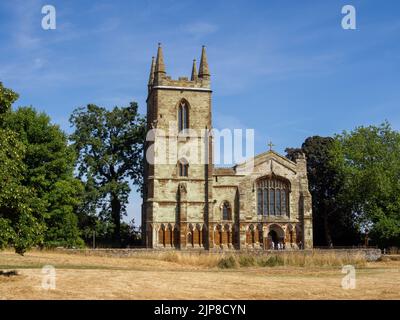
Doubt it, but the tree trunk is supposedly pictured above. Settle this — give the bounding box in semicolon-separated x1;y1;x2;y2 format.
323;209;333;248
111;193;121;247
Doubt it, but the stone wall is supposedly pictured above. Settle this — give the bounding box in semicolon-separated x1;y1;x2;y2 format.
142;46;314;251
54;248;382;262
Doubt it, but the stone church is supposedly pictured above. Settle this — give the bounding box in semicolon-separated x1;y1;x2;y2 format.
142;44;313;250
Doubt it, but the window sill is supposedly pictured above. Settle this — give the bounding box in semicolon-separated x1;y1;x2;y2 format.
258;214;290;219
177;130;193;141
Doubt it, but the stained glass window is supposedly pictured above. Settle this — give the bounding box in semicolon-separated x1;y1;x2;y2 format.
256;177;289;216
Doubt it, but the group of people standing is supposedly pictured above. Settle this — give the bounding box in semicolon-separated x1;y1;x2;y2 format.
271;241;285;250
270;240;303;250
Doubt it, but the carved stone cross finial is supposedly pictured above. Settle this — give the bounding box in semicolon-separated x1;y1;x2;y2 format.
268;141;275;151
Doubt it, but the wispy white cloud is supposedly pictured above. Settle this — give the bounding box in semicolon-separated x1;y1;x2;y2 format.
214;111;249;131
5;0;42;50
181;22;218;39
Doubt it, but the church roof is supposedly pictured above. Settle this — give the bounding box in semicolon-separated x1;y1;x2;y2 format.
233;150;298;172
213;167;236;176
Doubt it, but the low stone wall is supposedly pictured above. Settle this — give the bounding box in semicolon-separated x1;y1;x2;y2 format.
54;248;382;261
239;248;381;261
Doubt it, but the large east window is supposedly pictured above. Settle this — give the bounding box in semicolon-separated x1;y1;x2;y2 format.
257;177;289;216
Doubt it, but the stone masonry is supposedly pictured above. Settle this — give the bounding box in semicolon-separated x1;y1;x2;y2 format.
141;44;313;250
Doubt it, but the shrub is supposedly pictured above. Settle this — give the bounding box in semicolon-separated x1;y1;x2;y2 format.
218;256;238;269
238;255;256;267
259;255;284;267
163;251;179;263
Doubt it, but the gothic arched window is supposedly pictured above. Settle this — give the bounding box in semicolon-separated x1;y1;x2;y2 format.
178;158;189;177
257;189;262;215
256;176;290;216
178;100;189;131
281;190;287;215
263;188;268;215
222;201;231;220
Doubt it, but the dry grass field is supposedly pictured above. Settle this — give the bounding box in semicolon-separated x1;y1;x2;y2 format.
0;250;399;300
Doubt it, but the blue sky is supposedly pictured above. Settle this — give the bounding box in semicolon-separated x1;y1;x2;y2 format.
1;0;400;225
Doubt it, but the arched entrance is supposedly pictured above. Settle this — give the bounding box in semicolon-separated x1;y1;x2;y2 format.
268;230;278;244
267;224;285;249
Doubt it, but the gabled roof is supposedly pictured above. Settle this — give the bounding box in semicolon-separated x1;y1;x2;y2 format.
233;150;298;174
235;150;296;167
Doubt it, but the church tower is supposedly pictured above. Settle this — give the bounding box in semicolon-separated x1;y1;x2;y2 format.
142;44;213;249
142;44;313;251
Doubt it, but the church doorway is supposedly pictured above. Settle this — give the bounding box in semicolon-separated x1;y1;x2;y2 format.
268;230;278;244
267;224;285;249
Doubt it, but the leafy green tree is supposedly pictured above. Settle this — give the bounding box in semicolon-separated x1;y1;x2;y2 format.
331;122;400;247
0;82;18;115
286;136;360;246
0;128;45;254
70;103;146;245
1;83;83;252
3;107;84;248
80;218;140;248
43;179;84;247
0;83;45;254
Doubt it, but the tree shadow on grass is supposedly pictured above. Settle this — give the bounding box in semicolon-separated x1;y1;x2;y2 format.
0;270;18;277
